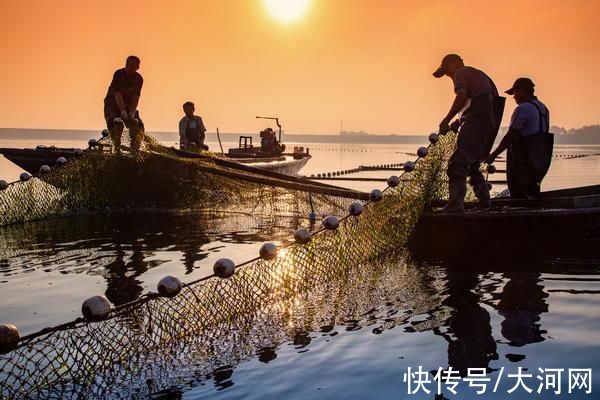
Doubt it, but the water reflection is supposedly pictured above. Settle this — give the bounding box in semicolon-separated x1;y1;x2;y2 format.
433;268;553;376
434;271;498;375
0;212;304;330
495;272;549;348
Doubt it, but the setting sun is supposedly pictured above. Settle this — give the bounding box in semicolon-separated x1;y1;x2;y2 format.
264;0;311;23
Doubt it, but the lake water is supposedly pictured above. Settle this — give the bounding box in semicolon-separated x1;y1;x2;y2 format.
0;131;599;399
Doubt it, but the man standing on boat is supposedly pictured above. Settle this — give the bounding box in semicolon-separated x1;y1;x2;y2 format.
486;78;553;199
104;55;144;154
434;54;505;212
178;101;208;151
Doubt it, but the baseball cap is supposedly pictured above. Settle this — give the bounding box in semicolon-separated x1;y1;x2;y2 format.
505;78;535;95
433;54;463;78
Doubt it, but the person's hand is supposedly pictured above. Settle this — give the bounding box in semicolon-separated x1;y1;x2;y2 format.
449;119;461;133
120;110;128;120
439;118;451;135
485;152;497;165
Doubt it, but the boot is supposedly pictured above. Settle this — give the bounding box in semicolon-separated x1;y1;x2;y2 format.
473;182;492;208
442;182;466;213
127;119;142;153
110;123;124;154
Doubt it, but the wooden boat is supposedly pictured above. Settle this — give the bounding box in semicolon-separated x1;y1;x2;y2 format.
0;141;311;177
409;185;600;264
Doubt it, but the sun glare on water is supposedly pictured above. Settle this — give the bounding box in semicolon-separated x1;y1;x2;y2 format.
264;0;311;23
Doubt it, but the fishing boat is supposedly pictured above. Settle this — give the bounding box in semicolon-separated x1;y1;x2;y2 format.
410;184;600;264
0;118;312;177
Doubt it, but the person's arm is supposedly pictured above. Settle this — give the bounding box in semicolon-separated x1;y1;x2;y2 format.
487;106;526;163
486;128;520;163
128;76;143;119
178;119;188;149
198;117;207;145
439;89;468;134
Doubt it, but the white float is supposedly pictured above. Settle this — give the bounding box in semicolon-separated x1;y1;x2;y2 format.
81;295;112;321
294;228;311;244
213;258;236;279
348;202;364;216
157;275;182;297
259;243;278;260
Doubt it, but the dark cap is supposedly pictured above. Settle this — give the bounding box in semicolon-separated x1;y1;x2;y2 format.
505;77;535;95
433;54;463;78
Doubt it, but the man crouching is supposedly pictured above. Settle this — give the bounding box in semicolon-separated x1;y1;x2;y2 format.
103;55;144;154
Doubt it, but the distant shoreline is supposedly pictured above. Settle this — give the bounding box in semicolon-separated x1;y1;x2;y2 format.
1;127;600;145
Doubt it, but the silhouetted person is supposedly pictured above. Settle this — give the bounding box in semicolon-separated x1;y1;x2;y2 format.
433;54;504;212
179;101;208;151
487;78;553;199
104;55;144;154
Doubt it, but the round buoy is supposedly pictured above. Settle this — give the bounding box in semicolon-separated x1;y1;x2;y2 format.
259;243;278;260
387;175;400;188
56;157;67;165
403;161;415;172
348;202;364;216
74;148;84;156
428;133;439;144
39;165;51;174
370;189;383;202
487;164;497;174
294;228;311;244
81;295;112;321
19;173;30;182
88;139;98;148
157;275;182;297
417;147;429;158
214;258;236;279
0;180;9;190
322;215;340;230
101;128;110;137
0;324;20;352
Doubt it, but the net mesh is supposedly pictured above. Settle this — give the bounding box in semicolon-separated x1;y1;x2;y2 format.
0;134;366;226
0;131;458;398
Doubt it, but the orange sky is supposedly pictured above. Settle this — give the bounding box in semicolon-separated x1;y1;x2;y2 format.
0;0;599;134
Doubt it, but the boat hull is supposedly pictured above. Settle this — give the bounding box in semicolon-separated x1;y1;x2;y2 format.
410;185;600;265
0;147;311;177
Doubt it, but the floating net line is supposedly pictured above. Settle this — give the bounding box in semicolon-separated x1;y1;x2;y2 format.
0;133;368;227
0;131;457;398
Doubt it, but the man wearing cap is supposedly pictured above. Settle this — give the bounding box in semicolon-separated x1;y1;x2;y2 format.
433;54;504;212
487;78;552;199
104;55;144;154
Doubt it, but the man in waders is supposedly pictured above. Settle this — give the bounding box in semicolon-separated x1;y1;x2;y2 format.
434;54;505;212
178;101;208;151
486;78;553;199
104;55;144;154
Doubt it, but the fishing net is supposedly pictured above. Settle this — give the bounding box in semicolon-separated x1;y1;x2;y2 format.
0;131;458;399
0;133;367;227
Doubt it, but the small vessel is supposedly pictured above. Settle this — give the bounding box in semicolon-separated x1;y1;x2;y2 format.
0;118;311;178
410;184;600;265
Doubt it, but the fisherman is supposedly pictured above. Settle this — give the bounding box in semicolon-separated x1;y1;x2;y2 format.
434;54;504;212
178;101;208;151
104;55;144;154
486;78;552;199
259;128;284;156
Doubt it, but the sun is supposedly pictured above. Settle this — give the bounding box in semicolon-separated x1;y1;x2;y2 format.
264;0;311;23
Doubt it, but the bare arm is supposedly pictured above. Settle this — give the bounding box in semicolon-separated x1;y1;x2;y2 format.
445;89;469;121
130;95;140;113
487;128;521;162
114;92;126;113
439;89;468;134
